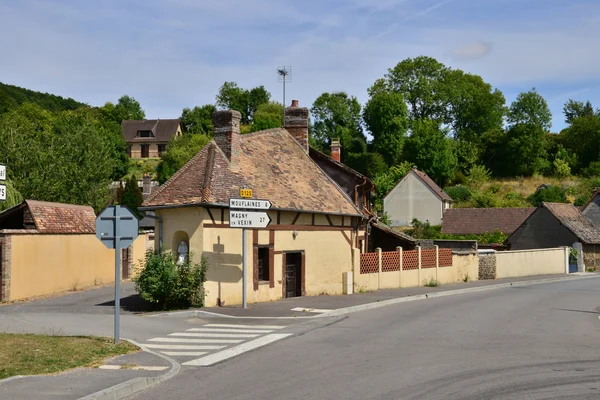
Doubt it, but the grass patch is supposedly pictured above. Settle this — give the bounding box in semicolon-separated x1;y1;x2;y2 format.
0;334;138;379
423;278;440;287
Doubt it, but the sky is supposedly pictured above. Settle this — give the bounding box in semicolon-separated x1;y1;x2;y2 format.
1;0;599;132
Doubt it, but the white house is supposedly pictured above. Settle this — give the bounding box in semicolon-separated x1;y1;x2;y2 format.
383;167;453;227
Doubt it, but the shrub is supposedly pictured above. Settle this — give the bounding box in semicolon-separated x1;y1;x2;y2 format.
133;250;209;310
574;195;589;207
467;165;491;188
472;191;498;208
444;185;472;202
488;183;502;194
583;161;600;177
527;185;566;206
553;158;571;178
409;219;441;239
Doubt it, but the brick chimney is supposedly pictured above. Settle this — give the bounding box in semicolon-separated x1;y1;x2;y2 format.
213;110;241;166
142;174;151;195
330;138;341;162
284;100;309;153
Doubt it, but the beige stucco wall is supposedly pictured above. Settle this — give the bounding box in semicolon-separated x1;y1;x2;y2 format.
156;206;358;307
496;248;567;278
384;171;444;227
130;233;151;277
9;234;116;301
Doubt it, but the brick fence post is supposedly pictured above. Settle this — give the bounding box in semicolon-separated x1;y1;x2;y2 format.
435;245;439;283
397;246;403;289
417;246;422;286
377;247;382;290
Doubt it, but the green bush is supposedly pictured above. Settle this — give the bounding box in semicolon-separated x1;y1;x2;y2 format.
574;195;589;207
488;183;502;194
133;250;209;310
583;161;600;177
467;165;491;188
527;185;566;206
553;158;571;178
444;185;472;202
472;191;498;208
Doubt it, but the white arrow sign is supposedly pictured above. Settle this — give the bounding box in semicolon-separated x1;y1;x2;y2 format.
229;198;272;210
229;210;271;228
0;184;5;201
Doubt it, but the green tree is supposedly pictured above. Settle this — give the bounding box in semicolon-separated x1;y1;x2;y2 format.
384;56;449;122
0;82;84;115
251;101;283;132
562;115;600;170
0;178;23;212
563;99;597;124
180;104;216;135
311;92;365;158
403;119;457;186
215;82;270;124
120;174;144;218
507;89;552;130
372;161;413;212
344;152;388;179
156;134;211;183
102;95;146;124
363;90;409;166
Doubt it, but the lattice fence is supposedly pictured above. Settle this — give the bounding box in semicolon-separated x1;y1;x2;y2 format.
382;251;400;272
402;250;419;270
439;248;453;267
360;252;379;274
421;248;437;269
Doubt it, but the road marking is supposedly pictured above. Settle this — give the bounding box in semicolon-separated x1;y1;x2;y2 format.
99;365;121;370
187;328;274;334
290;307;333;313
148;337;243;344
169;332;260;338
161;351;207;356
98;365;169;371
203;324;287;329
183;333;292;366
143;344;226;350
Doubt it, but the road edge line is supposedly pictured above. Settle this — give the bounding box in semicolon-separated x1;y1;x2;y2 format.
318;274;600;318
79;338;181;400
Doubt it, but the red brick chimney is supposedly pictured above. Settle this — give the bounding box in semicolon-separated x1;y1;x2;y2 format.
330;138;341;162
284;100;309;153
213;110;241;167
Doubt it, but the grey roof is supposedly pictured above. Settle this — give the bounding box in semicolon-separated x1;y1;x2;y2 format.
543;202;600;244
121;119;181;143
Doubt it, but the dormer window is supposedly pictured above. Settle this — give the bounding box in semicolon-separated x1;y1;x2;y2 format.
136;130;154;138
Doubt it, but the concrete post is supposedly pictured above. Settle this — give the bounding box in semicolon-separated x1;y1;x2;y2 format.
397;246;403;289
435;245;439;282
377;247;382;290
564;246;569;274
417;246;422;286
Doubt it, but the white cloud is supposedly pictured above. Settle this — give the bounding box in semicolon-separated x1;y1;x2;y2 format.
449;41;491;61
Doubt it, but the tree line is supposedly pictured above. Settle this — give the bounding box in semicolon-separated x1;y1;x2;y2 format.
2;55;600;214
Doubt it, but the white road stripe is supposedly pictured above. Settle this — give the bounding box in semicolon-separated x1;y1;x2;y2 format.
187;328;273;334
161;351;207;356
203;324;287;329
169;332;260;338
183;333;292;366
98;365;121;370
98;365;168;371
143;344;226;350
290;307;333;313
148;337;243;344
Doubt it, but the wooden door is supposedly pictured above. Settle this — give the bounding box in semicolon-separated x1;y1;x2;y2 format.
285;252;302;298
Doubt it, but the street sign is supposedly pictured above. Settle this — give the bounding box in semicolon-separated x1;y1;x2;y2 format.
229;198;272;210
229;210;271;228
0;164;5;181
96;206;139;249
240;188;252;198
0;185;5;201
95;205;139;344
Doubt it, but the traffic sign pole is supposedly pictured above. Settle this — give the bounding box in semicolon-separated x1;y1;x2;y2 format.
114;207;121;344
242;228;247;309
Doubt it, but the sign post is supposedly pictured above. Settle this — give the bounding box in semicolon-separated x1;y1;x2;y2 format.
96;205;139;344
230;191;271;309
0;164;6;202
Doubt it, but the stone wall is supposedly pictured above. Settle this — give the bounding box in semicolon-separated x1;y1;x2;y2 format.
478;253;496;280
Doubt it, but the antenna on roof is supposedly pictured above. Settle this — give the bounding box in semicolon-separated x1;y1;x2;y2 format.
277;66;292;124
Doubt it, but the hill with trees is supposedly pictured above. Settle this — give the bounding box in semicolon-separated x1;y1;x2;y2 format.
0;82;85;115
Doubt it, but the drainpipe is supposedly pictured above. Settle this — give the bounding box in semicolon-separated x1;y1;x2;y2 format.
144;212;163;252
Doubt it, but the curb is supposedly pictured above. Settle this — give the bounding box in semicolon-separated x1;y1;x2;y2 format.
317;274;600;318
79;339;181;400
146;308;317;320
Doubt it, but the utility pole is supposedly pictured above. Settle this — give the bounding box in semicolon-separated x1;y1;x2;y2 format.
277;66;292;124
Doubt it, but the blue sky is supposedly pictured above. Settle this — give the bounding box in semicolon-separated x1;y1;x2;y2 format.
1;0;599;132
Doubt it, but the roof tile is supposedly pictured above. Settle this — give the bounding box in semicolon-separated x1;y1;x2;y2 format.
543;202;600;244
442;207;535;235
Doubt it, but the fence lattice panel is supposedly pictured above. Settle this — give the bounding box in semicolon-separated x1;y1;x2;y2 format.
382;251;400;272
439;248;453;267
402;250;419;270
360;252;379;274
421;249;437;268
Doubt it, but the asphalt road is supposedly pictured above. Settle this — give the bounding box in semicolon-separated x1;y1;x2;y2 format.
130;277;600;400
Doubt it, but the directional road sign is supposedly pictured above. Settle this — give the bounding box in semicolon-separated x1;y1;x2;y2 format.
0;164;5;181
229;210;271;228
0;185;5;201
229;198;272;210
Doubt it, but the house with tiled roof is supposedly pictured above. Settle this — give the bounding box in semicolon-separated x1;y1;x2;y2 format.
442;208;535;236
122;119;182;158
383;167;453;227
0;200;146;302
141;103;371;306
507;202;600;268
581;188;600;227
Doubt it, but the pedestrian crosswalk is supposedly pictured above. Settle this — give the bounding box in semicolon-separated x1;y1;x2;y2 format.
142;323;292;367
